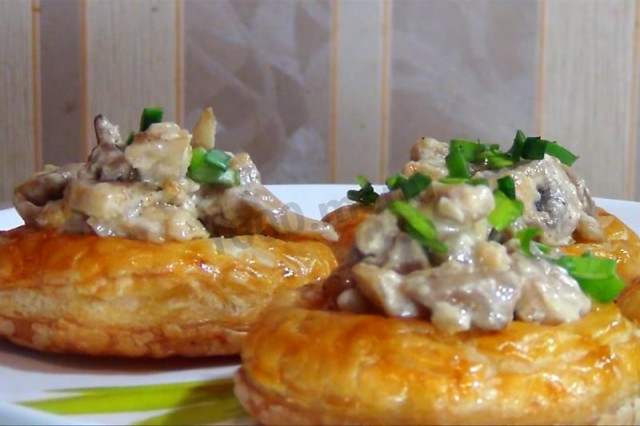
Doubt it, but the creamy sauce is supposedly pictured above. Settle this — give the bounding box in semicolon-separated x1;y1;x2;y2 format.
338;178;592;333
403;137;604;246
13;115;337;243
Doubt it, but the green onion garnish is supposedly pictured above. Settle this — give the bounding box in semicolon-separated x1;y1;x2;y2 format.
545;142;579;166
188;147;238;186
485;153;514;170
438;177;489;186
139;107;164;132
488;190;524;231
388;200;447;253
507;130;526;161
516;227;550;257
497;176;516;200
521;137;547;160
402;173;432;199
554;252;626;303
450;140;479;162
385;174;408;190
445;145;471;178
387;173;432;199
204;149;232;172
347;176;380;205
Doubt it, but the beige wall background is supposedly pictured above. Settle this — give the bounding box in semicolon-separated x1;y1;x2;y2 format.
1;0;639;206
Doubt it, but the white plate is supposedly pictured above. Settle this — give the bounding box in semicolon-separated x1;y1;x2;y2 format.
0;185;638;425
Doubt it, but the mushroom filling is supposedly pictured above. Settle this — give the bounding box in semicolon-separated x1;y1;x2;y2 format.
13;108;337;243
403;136;604;246
338;181;591;333
338;132;624;333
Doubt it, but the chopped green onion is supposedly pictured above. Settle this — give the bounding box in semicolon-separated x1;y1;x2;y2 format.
497;176;516;200
438;177;489;186
450;140;479;162
545;142;578;166
347;176;379;205
125;131;134;146
212;168;239;186
470;178;490;186
385;174;408;190
139;107;164;131
507;130;526;161
445;145;471;178
554;252;626;303
401;174;432;199
204;149;232;171
521;137;547;160
516;227;549;257
488;190;524;231
485;153;514;170
405;226;449;254
189;162;238;186
388;200;447;254
438;177;468;184
190;147;207;169
188;147;237;186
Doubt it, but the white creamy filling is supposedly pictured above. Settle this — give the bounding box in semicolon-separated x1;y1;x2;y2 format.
346;179;592;333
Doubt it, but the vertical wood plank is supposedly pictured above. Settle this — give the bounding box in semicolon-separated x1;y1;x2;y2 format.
40;0;84;166
85;0;178;149
332;0;386;183
0;0;37;206
632;1;640;200
540;0;637;199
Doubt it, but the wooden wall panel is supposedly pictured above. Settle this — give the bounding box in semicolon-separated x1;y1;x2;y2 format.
0;0;37;207
85;0;179;151
540;0;638;199
633;3;640;201
3;0;640;207
331;0;389;183
40;0;83;166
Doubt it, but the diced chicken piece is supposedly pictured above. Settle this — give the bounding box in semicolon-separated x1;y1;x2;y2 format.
383;233;430;273
67;180;207;242
512;254;591;324
199;183;338;241
14;163;84;225
65;180;157;221
111;205;208;243
403;137;450;179
431;181;495;223
125;122;192;186
352;263;419;317
229;152;261;185
355;210;399;260
474;241;511;271
403;261;523;333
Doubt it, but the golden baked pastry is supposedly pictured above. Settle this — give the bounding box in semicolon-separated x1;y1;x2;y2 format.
0;107;338;357
0;227;335;357
236;289;640;425
236;132;640;424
